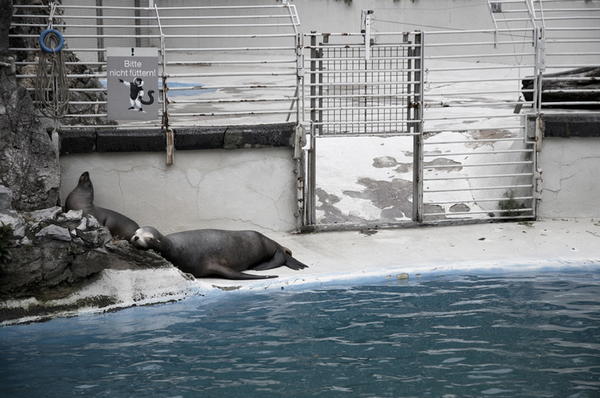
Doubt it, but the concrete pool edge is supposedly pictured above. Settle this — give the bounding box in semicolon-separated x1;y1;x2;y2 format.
2;219;600;325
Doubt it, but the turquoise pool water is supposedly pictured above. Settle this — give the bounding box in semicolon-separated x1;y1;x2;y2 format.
1;271;600;397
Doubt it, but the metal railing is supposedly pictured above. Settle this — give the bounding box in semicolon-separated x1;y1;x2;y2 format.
420;25;538;223
9;1;599;230
10;0;301;129
488;0;600;109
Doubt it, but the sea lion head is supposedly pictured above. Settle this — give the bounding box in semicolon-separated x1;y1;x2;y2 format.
130;226;162;250
77;171;93;192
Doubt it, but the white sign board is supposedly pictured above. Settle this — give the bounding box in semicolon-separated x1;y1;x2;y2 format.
107;47;159;121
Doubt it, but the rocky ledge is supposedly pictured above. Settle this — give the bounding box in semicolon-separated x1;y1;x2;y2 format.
0;193;188;324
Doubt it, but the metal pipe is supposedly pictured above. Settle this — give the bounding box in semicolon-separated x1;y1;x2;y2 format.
424;209;533;217
423;149;533;157
424;173;534;181
425;196;534;205
413;31;424;223
425;184;533;193
425;161;533;169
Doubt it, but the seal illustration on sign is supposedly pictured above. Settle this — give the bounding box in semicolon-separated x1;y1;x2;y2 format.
118;77;155;112
131;226;309;280
65;171;140;241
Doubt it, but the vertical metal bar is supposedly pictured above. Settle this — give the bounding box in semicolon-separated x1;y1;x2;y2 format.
95;0;104;65
295;33;306;230
405;33;412;135
286;4;301;124
345;46;348;134
352;46;356;134
307;32;318;226
363;35;368;134
319;34;327;136
154;4;172;165
287;32;303;123
412;32;424;223
532;24;545;220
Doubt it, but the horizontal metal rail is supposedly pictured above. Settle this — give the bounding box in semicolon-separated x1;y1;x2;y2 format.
426;101;534;108
424;208;533;217
423;149;533;157
427;90;534;96
424;138;524;145
424;161;533;169
426;40;533;47
425;115;525;122
424;196;534;205
10;33;297;39
11;23;298;29
164;46;296;52
12;14;294;20
427;65;535;72
170;97;298;104
425;184;533;193
424;126;524;134
426;53;534;60
168;109;295;116
424;172;533;181
13;4;291;10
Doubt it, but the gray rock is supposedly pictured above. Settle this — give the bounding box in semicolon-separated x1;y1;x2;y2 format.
35;225;72;242
1;230;174;299
0;185;12;209
19;236;32;246
28;206;62;223
13;224;26;239
0;73;60;211
86;215;101;229
63;209;83;221
0;209;25;238
76;218;87;231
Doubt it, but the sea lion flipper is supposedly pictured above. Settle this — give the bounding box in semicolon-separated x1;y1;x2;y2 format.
284;254;309;270
208;263;278;280
252;249;286;271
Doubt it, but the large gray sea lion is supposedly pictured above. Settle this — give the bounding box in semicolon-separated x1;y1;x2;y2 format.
65;171;140;240
130;226;308;280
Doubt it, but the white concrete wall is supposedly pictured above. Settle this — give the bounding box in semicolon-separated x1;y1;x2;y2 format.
60;148;298;234
539;138;600;219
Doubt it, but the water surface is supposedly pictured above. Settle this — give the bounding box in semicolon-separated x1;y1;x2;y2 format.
2;272;600;397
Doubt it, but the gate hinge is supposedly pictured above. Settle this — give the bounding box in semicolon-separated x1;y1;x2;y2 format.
293;124;307;159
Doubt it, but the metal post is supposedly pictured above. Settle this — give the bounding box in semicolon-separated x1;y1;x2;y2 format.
404;32;412;134
532;24;545;220
306;32;318;226
319;34;327;136
95;0;104;64
154;4;172;165
412;32;424;223
293;32;306;230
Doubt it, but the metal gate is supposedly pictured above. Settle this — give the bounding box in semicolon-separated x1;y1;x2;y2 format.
301;9;542;230
302;26;425;230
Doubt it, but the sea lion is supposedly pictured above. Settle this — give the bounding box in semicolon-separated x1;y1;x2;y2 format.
130;226;308;280
65;171;140;240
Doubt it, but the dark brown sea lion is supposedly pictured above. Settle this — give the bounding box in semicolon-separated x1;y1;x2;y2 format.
65;171;139;240
130;226;308;280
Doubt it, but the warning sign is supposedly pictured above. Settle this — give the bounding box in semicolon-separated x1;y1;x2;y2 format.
107;47;159;121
